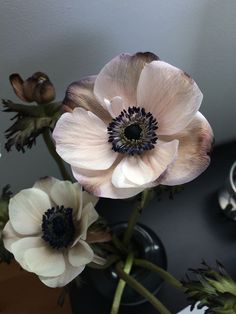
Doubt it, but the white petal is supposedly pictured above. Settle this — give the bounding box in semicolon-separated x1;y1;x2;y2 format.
68;240;94;267
112;140;179;188
79;203;99;240
9;188;51;235
24;246;65;277
93;254;107;265
94;52;159;109
50;180;79;213
63;76;110;122
2;221;22;252
33;176;60;195
53;107;118;170
137;61;203;135
39;257;85;288
104;96;125;118
160;112;213;185
82;190;99;208
72;165;144;199
10;236;44;271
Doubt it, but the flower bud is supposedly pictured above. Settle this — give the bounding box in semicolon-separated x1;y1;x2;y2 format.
183;261;236;313
9;72;55;104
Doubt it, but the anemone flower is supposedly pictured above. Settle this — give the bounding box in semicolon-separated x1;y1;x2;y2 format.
3;177;103;287
53;52;213;199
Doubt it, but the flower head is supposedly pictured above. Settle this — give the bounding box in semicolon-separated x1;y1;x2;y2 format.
10;72;55;104
3;177;103;287
53;52;213;199
183;261;236;314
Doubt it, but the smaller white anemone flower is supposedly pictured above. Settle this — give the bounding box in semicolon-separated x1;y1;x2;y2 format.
3;177;102;287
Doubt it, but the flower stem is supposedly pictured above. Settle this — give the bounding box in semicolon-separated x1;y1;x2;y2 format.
116;263;171;314
42;129;72;181
134;259;184;290
123;189;149;247
112;234;128;255
110;253;134;314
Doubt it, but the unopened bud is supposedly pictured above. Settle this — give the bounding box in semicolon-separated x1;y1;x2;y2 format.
9;72;55;104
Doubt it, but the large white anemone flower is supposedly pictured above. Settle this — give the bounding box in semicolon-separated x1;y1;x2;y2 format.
3;177;101;287
53;52;213;199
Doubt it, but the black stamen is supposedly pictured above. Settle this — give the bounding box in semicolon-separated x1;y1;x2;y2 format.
42;205;75;249
124;123;142;140
107;106;158;155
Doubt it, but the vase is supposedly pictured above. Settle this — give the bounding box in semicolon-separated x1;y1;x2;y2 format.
84;222;167;306
218;161;236;220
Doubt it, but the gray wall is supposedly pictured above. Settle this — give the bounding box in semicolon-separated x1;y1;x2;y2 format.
1;0;236;191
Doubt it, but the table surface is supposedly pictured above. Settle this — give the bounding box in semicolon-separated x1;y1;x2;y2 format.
70;139;236;314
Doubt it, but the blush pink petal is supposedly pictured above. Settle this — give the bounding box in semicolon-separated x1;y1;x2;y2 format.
9;188;52;235
62;75;110;122
53;107;118;170
72;165;144;199
137;61;203;135
94;52;159;109
112;140;179;188
160;112;213;185
104;96;125;118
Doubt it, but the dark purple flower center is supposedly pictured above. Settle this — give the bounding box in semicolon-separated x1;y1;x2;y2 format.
42;205;75;249
107;106;158;155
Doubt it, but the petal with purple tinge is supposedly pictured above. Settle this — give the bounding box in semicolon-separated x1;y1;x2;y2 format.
137;61;203;135
160;112;213;185
112;140;179;187
72;165;144;199
63;75;110;121
94;52;159;109
53;107;118;170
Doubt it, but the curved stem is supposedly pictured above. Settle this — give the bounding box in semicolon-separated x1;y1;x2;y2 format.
115;263;171;314
110;253;134;314
134;259;184;290
112;235;128;255
123;189;149;247
42;129;72;181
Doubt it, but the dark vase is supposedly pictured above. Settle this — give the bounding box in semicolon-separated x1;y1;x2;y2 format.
84;222;167;306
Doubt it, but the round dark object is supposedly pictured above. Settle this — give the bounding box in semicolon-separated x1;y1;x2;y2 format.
86;222;167;306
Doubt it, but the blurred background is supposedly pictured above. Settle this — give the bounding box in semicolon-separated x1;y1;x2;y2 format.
0;0;236;192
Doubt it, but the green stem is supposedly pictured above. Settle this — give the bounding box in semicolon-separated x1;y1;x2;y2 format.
134;259;184;290
123;189;149;247
112;235;128;255
110;253;134;314
116;263;171;314
42;129;72;181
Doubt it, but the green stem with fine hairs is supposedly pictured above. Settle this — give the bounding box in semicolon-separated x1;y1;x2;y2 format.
42;129;72;181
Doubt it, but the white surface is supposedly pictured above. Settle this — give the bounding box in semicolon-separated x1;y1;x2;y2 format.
178;305;207;314
1;0;236;190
